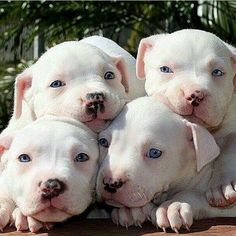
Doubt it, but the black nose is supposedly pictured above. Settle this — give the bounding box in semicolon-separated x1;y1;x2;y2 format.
86;92;105;101
85;92;105;116
186;90;205;107
41;178;65;199
103;178;124;194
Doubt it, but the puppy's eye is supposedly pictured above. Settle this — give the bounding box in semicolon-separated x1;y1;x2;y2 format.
18;154;31;163
104;71;115;80
50;80;66;88
212;69;224;77
160;66;173;73
147;148;162;159
99;138;109;148
74;153;89;162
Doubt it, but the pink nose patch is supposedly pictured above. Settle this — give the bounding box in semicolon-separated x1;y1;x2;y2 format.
0;145;5;153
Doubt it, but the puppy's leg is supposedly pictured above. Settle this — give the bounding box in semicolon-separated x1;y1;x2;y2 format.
12;207;53;232
207;135;236;207
151;189;236;233
111;203;155;227
12;208;28;231
0;196;15;230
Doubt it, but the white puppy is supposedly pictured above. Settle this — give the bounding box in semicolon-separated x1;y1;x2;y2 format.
3;36;145;134
136;29;236;207
96;97;236;232
0;116;99;232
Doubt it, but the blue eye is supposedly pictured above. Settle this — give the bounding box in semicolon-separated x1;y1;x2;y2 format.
50;80;66;88
104;71;115;80
212;69;224;77
18;154;31;163
147;148;162;159
74;153;89;162
99;138;109;148
160;66;173;73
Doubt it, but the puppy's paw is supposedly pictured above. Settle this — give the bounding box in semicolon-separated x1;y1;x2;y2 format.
0;205;11;231
151;201;193;233
12;208;53;232
111;204;154;228
207;181;236;207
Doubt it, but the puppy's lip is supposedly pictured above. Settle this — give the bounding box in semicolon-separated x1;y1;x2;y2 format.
183;113;209;127
105;199;124;208
26;202;73;217
85;118;111;123
154;93;193;116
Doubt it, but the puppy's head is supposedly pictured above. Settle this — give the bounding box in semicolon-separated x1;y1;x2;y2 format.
13;41;130;132
0;116;99;222
136;29;236;128
96;97;219;208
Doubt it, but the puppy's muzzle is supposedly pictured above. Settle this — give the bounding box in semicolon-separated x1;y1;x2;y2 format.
41;178;65;200
103;178;124;194
85;92;105;117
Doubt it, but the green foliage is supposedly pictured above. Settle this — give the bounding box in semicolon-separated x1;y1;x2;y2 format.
0;60;34;131
0;1;235;130
0;1;235;55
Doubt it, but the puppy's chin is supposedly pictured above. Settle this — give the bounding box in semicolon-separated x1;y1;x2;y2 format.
85;119;111;132
32;207;72;222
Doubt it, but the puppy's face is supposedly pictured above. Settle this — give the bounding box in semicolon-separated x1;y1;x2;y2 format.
16;42;129;132
1;118;99;222
137;30;236;128
96;98;193;208
96;97;219;208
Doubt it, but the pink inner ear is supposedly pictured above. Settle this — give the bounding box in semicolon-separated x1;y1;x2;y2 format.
0;145;5;153
115;57;129;93
136;38;153;80
233;74;236;91
13;71;32;119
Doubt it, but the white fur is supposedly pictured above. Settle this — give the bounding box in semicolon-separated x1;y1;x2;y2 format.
2;36;145;134
0;116;99;232
96;96;236;231
136;29;236;207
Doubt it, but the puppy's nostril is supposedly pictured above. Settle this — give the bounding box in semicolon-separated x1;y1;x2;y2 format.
103;178;124;193
86;92;105;101
41;178;65;199
187;97;192;101
191;94;195;98
192;101;199;107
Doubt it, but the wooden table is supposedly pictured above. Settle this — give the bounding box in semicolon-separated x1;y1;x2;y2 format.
1;218;236;235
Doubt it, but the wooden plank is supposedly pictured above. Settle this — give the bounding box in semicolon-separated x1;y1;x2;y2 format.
1;218;236;235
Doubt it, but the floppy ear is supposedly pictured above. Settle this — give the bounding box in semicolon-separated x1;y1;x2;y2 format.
136;36;155;80
225;42;236;91
0;134;14;162
230;54;236;91
185;121;220;172
113;56;129;93
13;68;33;120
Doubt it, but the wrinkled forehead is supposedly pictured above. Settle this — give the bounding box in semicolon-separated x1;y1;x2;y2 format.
152;31;230;63
33;42;113;80
104;98;186;146
12;121;98;153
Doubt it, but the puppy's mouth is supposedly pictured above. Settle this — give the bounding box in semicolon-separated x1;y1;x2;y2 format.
26;201;73;219
105;199;124;208
102;190;149;208
85;118;111;132
154;93;210;126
